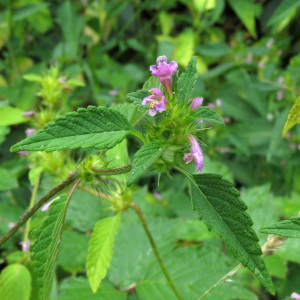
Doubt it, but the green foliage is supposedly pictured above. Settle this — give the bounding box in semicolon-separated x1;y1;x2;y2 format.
30;195;70;300
0;168;18;191
189;173;274;294
260;217;300;238
110;103;146;126
127;142;166;186
127;90;151;109
188;106;225;125
87;213;122;293
0;107;27;126
0;264;32;300
177;56;198;104
282;96;300;136
10;106;132;152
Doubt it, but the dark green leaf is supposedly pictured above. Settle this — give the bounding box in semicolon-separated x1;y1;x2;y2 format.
127;142;166;186
196;43;231;57
188;106;225;125
10;106;132;152
189;173;274;294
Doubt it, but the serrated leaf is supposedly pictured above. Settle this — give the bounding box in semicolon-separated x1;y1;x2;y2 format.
189;173;274;294
282;96;300;137
259;217;300;238
0;107;27;126
177;56;198;104
10;106;132;152
127;90;151;109
87;213;122;293
227;0;257;38
0;264;32;300
127;142;166;186
188;106;225;125
110;103;145;126
142;76;163;91
30;195;71;300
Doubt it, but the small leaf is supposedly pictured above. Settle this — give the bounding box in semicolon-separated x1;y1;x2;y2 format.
188;106;225;125
142;76;164;92
282;96;300;137
23;74;43;83
0;107;27;126
127;90;151;109
0;264;32;300
30;195;71;300
87;213;122;293
177;56;198;104
110;103;145;126
259;217;300;238
10;106;132;152
127;142;166;186
189;173;274;294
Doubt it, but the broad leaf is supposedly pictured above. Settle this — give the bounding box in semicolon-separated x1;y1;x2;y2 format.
87;213;122;293
0;106;27;126
188;106;225;125
10;106;132;152
30;195;71;300
0;264;32;300
111;103;145;126
189;173;274;294
177;56;198;104
127;142;166;186
282;96;300;137
259;217;300;238
127;90;151;109
143;76;163;91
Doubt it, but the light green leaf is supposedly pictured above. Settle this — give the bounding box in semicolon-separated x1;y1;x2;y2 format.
10;106;132;152
227;0;257;38
65;79;85;87
142;76;164;92
28;167;43;186
267;0;300;27
188;106;225;125
127;90;151;109
13;3;49;22
30;195;71;300
23;74;43;83
0;264;32;300
282;96;300;137
177;56;198;104
0;107;27;126
127;142;166;186
110;103;145;126
0;168;18;191
259;217;300;238
189;173;274;294
87;213;122;293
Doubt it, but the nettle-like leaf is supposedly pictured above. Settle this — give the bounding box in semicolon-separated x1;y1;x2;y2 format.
188;106;225;125
143;76;163;91
189;174;274;294
127;90;151;109
87;213;122;293
177;56;198;104
260;217;300;238
0;264;32;300
282;95;300;137
30;195;70;300
10;106;132;152
127;142;166;186
111;103;145;126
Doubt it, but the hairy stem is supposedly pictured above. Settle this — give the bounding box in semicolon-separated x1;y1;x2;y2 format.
0;172;79;247
130;202;184;300
93;164;132;175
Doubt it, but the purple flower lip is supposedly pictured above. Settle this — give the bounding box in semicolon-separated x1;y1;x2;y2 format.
189;97;203;111
22;111;34;117
20;239;31;252
142;88;167;116
291;292;300;300
25;128;36;137
184;135;204;172
150;56;178;94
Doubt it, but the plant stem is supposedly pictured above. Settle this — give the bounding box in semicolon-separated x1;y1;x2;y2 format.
0;172;79;247
130;202;184;300
93;164;132;175
23;173;41;245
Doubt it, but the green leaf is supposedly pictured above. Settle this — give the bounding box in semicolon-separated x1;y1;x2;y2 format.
0;126;10;145
23;74;43;83
0;107;27;126
13;3;49;22
199;62;236;80
110;103;145;126
0;264;32;300
188;106;225;125
143;76;164;92
259;217;300;238
227;0;257;38
196;43;231;57
282;96;300;137
87;213;122;293
10;106;132;152
189;173;274;294
30;195;71;300
267;0;300;27
127;90;151;109
127;142;166;186
177;56;198;104
0;168;18;191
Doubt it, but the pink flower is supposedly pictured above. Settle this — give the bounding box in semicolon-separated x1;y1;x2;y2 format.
266;38;274;49
20;239;31;252
22;111;34;117
25;128;36;137
184;135;204;172
41;197;59;212
207;103;215;109
59;76;67;84
142;88;167;116
189;97;203;111
216;98;222;107
18;151;29;156
109;90;118;96
150;56;178;94
291;292;300;300
245;53;253;64
258;61;264;68
154;192;162;200
277;90;283;101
